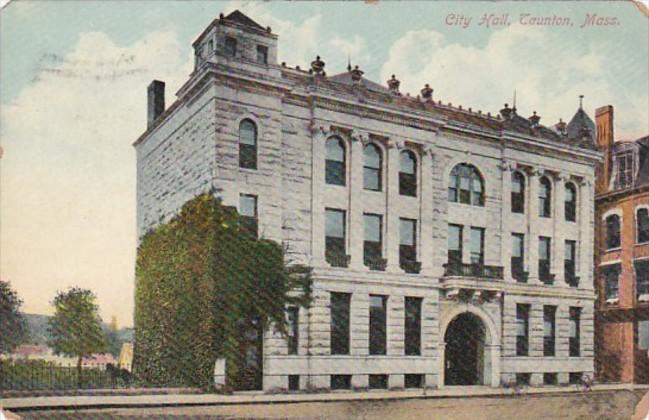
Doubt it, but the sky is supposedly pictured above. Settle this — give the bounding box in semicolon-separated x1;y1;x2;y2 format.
1;1;648;327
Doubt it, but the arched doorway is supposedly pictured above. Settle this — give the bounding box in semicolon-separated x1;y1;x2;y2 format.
444;312;486;385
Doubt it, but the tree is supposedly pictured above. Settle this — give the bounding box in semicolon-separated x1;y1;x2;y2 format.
48;287;106;385
0;280;27;354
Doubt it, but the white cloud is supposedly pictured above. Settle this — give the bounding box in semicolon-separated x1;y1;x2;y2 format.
0;30;192;327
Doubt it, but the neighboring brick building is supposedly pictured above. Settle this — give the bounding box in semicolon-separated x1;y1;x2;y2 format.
595;105;649;383
134;11;601;391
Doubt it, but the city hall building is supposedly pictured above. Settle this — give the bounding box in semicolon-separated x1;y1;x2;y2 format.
134;11;600;391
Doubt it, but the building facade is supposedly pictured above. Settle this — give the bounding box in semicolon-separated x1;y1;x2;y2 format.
594;105;649;383
134;11;600;391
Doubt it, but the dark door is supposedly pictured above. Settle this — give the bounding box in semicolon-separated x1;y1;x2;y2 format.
236;317;263;390
444;313;485;385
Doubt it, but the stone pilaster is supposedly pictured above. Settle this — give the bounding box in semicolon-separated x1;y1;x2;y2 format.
311;125;327;267
527;170;541;284
579;180;594;290
500;161;514;282
554;173;567;286
349;133;365;270
420;144;436;275
386;138;404;273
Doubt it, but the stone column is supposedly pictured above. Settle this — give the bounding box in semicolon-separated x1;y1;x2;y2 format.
579;180;594;290
386;138;404;273
527;170;541;284
349;133;365;270
420;144;436;275
554;173;567;286
311;126;327;267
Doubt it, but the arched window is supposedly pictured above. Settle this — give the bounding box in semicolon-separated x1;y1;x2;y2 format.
448;163;484;206
605;214;621;249
539;177;552;217
399;150;417;196
637;208;649;243
239;119;257;169
363;143;382;191
325;137;346;186
564;183;577;222
511;171;525;213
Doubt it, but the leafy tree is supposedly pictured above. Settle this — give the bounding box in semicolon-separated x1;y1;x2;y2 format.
0;280;27;354
48;287;106;385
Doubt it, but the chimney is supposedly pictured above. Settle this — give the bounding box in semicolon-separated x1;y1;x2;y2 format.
147;80;166;129
595;105;614;195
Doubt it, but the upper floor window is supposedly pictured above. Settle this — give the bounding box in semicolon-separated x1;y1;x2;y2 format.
603;265;620;301
363;143;382;191
636;260;649;297
565;240;578;287
539;236;552;285
363;213;383;270
399;150;417;196
617;151;633;188
400;218;418;273
256;45;268;64
224;36;237;57
470;227;484;265
239;194;258;238
449;163;484;206
605;214;621;249
637;208;649;244
325;208;347;267
239;119;257;169
448;224;463;266
539;177;552;217
511;171;525;214
565;183;577;222
325;137;346;186
512;233;526;282
639;320;649;351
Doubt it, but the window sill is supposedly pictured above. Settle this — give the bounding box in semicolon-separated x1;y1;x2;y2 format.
605;247;622;253
605;298;619;305
635;241;649;246
638;294;649;302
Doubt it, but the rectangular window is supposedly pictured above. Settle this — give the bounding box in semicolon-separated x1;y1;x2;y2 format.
569;307;581;357
638;320;649;350
543;306;556;357
511;175;525;214
617;152;633;188
543;373;557;385
512;233;526;282
448;171;458;202
516;304;530;356
239;194;258;238
448;224;463;266
400;218;418;272
470;227;484;265
405;297;422;356
224;36;237;57
363;214;383;270
569;373;582;385
604;265;620;300
331;375;351;390
636;261;649;297
606;215;621;249
368;374;388;389
330;292;351;355
325;209;347;267
287;306;299;355
256;45;268;64
539;237;552;284
638;209;649;243
404;374;424;388
516;373;531;385
288;375;300;390
565;240;577;287
369;295;387;355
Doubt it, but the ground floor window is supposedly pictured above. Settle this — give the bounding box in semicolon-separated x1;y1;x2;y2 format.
369;374;388;389
331;375;351;390
404;374;424;388
288;375;300;390
569;372;582;384
515;373;531;385
543;373;557;385
638;320;649;350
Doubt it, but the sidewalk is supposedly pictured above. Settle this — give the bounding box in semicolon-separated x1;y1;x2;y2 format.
3;383;648;411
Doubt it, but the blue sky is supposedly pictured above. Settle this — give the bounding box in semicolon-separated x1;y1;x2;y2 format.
1;1;647;326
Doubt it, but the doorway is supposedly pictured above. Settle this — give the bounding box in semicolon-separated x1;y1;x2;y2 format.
444;312;486;385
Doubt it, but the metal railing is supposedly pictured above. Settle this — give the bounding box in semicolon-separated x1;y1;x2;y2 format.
400;260;421;274
443;262;504;279
364;257;387;272
326;252;351;268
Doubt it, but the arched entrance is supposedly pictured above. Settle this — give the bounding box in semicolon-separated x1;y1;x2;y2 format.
444;312;486;385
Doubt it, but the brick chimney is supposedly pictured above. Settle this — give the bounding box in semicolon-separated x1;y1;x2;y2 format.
595;105;614;195
147;80;166;129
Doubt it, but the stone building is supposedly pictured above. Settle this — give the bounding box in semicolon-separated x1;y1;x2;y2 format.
594;105;649;383
134;11;600;391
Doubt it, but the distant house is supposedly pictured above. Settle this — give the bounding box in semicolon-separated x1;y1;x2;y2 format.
1;345;117;369
118;342;133;372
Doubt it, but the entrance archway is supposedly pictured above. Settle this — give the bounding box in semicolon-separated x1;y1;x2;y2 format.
444;312;486;385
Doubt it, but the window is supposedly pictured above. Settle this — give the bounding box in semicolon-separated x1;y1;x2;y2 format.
363;144;382;191
636;261;649;297
330;292;351;355
539;177;552;217
569;373;583;385
207;39;214;54
565;240;578;287
400;218;418;272
470;227;484;265
404;374;424;388
543;373;557;385
617;151;633;188
638;320;649;350
512;233;526;282
325;209;347;267
516;304;530;356
565;183;577;222
369;374;388;389
405;297;422;356
539;236;552;284
516;373;531;385
638;208;649;243
256;45;268;64
224;36;237;57
331;375;351;390
448;163;484;206
604;265;620;300
399;150;417;196
511;171;525;213
239;119;257;169
605;214;621;249
287;306;299;355
288;375;300;391
363;214;383;270
325;137;346;186
543;306;556;356
369;295;387;355
448;224;463;266
569;307;581;357
239;194;258;238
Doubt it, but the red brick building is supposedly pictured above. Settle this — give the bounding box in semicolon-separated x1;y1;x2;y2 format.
595;105;649;383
